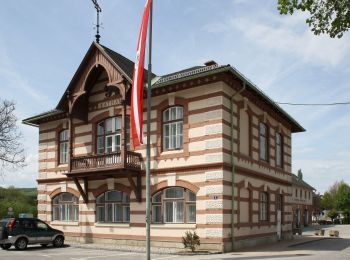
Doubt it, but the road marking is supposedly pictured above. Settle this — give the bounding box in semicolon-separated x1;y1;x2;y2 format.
70;252;139;260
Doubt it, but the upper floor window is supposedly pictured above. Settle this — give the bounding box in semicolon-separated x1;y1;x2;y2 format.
259;192;269;221
259;123;268;161
97;117;130;154
59;130;69;164
96;190;130;223
163;107;183;151
52;193;79;222
275;133;283;167
152;187;196;224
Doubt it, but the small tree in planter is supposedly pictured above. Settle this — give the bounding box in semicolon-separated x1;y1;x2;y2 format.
182;231;200;252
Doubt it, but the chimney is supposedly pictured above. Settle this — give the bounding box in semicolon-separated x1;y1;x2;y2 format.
204;60;218;66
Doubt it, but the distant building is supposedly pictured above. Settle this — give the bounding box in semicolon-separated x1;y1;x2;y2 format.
23;42;305;252
291;174;315;229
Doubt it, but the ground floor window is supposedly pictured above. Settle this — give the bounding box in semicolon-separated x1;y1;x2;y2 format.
52;193;79;221
96;190;130;223
152;187;196;224
259;192;269;221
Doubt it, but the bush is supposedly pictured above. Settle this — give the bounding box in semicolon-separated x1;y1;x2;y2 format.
342;218;350;224
182;231;200;252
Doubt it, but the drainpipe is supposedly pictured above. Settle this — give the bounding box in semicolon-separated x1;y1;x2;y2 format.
230;81;246;251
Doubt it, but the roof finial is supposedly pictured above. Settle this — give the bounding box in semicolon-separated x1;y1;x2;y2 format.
92;0;102;43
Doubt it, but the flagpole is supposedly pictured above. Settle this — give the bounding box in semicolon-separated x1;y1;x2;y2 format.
146;1;153;260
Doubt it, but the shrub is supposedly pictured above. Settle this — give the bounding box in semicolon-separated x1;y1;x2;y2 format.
182;231;200;252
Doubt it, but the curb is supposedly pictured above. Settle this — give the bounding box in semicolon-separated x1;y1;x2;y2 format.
288;237;325;247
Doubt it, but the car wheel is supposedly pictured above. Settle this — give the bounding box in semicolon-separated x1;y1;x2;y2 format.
53;236;64;248
1;244;12;250
15;238;28;250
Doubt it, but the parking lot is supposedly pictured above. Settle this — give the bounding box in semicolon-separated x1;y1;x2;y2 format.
0;245;181;260
1;225;350;260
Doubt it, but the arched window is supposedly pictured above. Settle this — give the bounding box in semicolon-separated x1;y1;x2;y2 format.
96;191;130;223
152;187;196;224
163;106;183;151
52;193;79;221
59;129;69;164
259;123;269;161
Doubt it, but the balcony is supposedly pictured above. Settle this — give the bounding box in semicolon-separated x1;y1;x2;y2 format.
66;151;142;203
68;151;142;176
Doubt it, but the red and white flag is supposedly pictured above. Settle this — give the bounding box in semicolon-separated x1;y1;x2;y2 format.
130;0;152;147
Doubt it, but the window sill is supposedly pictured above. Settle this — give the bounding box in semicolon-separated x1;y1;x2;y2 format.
51;221;79;226
95;223;130;228
161;149;184;155
151;223;196;229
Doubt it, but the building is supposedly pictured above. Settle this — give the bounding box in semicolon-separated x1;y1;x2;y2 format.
23;42;305;252
290;174;315;229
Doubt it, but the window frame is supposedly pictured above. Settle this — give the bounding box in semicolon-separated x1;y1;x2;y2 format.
96;116;130;155
275;132;283;167
259;192;269;222
59;129;69;164
96;190;130;224
162;106;184;151
52;193;79;222
151;187;196;224
259;123;269;162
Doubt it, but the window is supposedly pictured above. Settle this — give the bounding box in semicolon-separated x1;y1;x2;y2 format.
97;117;130;154
295;188;297;197
52;193;79;222
152;187;196;224
275;133;283;167
259;192;268;221
276;194;283;223
163;107;183;151
259;123;268;161
59;130;69;164
96;191;130;223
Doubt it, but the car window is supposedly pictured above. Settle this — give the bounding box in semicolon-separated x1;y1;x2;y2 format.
19;219;35;229
36;220;48;230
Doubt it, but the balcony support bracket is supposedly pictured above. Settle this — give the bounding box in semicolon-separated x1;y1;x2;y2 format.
128;175;142;203
73;177;88;203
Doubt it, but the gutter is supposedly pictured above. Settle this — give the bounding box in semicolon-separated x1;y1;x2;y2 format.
230;81;246;251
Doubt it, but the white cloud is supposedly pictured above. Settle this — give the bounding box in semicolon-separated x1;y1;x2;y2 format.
205;11;350;67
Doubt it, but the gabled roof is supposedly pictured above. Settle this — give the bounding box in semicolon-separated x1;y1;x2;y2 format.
292;174;315;191
23;43;305;133
153;64;305;133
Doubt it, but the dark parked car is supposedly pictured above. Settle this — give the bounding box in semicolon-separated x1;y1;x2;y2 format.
0;218;64;250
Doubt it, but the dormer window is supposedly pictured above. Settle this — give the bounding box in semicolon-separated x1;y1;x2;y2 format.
97;117;130;154
163;106;183;151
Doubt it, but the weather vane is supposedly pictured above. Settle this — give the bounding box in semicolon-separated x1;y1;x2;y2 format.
92;0;102;43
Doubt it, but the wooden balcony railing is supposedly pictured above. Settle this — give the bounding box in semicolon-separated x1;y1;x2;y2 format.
71;151;142;172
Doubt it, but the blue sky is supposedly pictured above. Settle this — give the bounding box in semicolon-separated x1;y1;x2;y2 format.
0;0;349;194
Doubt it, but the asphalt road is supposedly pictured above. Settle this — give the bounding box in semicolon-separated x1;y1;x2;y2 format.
1;238;350;260
1;225;350;260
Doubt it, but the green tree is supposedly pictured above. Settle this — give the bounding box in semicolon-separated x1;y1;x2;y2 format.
334;182;350;217
278;0;350;38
